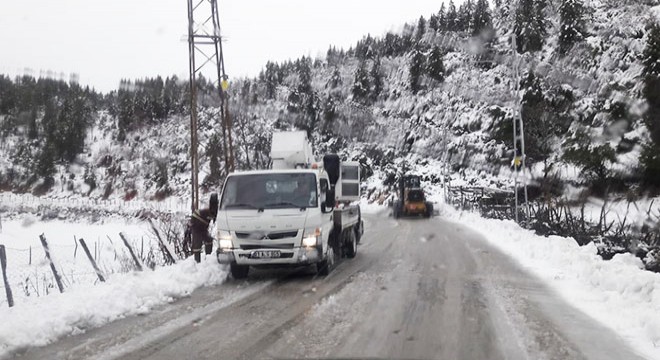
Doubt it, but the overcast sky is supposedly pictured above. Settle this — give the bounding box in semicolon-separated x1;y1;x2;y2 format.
0;0;448;93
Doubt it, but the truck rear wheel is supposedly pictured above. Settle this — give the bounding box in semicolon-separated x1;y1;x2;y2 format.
230;264;249;279
345;230;357;258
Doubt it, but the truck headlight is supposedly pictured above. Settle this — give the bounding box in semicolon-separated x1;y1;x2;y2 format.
302;227;321;247
217;230;233;250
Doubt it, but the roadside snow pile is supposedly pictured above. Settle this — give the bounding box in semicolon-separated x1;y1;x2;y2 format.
0;258;228;357
358;198;388;215
441;204;660;360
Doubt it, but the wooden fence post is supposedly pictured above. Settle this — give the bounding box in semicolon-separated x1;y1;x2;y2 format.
119;233;143;271
0;245;14;307
79;239;105;282
148;219;176;265
39;234;64;293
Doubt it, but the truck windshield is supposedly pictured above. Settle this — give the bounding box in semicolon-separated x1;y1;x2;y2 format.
221;173;318;210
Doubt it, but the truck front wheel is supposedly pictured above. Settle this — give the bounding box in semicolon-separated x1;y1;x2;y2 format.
230;264;249;279
316;242;337;276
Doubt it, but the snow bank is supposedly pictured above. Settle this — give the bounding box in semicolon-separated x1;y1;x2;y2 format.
0;258;228;357
441;204;660;359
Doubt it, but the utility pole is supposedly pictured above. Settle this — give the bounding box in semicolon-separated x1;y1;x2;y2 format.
511;35;530;225
187;0;234;211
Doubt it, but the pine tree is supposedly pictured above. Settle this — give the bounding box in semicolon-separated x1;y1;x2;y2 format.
446;1;458;32
263;61;279;99
429;14;439;31
27;108;38;139
297;56;313;95
0;75;16;114
409;49;426;93
352;62;371;103
370;57;384;101
415;16;427;42
355;34;375;60
558;0;586;55
457;0;474;32
35;141;56;180
329;67;342;89
206;133;223;184
520;72;552;163
472;0;493;36
427;46;445;82
321;95;337;135
438;3;447;31
563;128;616;195
514;0;547;53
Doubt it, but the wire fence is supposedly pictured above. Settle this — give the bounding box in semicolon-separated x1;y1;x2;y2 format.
0;230;168;308
445;184;660;269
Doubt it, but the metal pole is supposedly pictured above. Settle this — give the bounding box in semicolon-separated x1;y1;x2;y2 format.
187;0;200;212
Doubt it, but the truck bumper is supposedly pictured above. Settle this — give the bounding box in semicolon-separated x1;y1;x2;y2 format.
217;246;321;266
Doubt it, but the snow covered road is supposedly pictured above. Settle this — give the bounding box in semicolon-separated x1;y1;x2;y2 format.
9;211;647;360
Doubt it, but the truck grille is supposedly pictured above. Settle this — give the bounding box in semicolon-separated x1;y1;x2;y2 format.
240;244;295;250
235;230;299;240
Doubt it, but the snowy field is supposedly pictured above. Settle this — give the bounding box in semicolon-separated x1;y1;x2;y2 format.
1;194;660;359
0;210;227;357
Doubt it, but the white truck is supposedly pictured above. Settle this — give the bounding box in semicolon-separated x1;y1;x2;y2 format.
215;131;363;279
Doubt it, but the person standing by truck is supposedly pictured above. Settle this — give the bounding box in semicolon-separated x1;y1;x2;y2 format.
188;194;219;263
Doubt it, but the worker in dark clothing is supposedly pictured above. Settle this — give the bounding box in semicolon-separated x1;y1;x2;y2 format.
190;194;219;263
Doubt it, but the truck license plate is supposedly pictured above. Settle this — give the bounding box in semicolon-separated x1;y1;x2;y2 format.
251;250;281;259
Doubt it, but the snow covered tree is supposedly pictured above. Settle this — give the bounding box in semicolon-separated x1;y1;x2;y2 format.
429;14;439;31
409;49;426;93
563;130;616;196
558;0;586;55
262;61;280;99
457;0;474;32
35;141;56;181
355;34;375;60
514;0;547;53
446;1;458;31
321;95;338;135
426;46;445;82
205;133;223;186
472;0;493;36
296;56;313;95
0;75;16;115
328;67;342;89
352;62;370;103
27;108;38;139
438;3;447;31
415;16;426;42
370;57;384;101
